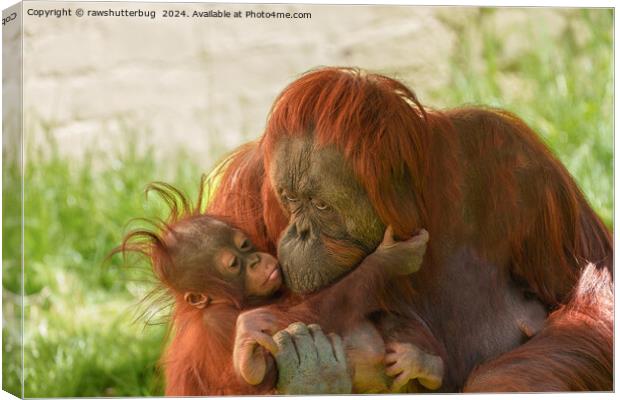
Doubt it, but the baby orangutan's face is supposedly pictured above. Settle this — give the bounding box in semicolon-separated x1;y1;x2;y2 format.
214;227;282;298
172;217;283;307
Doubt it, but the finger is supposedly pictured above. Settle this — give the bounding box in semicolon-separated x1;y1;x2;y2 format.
382;225;396;246
418;355;444;390
391;373;411;392
385;363;404;377
273;329;299;368
233;335;269;385
328;332;346;364
384;352;399;365
419;375;442;391
384;341;399;353
239;349;267;385
308;324;336;364
286;322;318;367
250;331;279;355
409;228;429;245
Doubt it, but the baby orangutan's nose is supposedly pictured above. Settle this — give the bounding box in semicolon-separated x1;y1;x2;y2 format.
248;253;261;269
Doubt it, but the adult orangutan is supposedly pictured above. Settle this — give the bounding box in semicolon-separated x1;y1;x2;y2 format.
206;67;613;392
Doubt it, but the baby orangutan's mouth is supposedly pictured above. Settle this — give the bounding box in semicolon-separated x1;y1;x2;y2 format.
263;265;281;286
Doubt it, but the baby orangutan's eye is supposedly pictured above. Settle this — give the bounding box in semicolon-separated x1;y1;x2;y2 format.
228;256;240;270
239;238;252;251
219;251;242;276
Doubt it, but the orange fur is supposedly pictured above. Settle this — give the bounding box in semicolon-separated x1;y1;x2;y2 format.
113;180;277;395
163;303;274;395
207;67;613;391
464;264;613;391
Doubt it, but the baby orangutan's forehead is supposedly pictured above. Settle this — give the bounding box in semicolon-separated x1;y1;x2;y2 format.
165;217;237;262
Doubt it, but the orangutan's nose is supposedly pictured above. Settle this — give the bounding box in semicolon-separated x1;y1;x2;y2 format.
248;253;260;269
294;218;312;241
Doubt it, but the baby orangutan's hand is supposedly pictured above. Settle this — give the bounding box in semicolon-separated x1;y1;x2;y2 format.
233;308;279;386
375;226;429;276
384;341;444;392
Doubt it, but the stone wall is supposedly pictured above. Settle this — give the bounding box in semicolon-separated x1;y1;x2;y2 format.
10;2;572;168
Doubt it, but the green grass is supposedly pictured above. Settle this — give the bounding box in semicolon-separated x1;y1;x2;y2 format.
3;129;204;396
430;9;613;226
2;9;612;397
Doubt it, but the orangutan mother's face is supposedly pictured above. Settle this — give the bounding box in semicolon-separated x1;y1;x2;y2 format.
268;134;385;294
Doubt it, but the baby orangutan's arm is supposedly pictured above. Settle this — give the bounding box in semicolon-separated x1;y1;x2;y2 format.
234;228;430;388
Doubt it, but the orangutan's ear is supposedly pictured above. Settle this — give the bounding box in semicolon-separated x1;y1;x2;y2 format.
184;292;210;309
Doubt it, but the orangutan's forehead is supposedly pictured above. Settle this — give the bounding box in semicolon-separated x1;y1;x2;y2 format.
170;218;234;254
269;135;361;196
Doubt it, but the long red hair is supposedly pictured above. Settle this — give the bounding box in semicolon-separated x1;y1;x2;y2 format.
256;67;611;306
204;66;613;392
262;67;462;241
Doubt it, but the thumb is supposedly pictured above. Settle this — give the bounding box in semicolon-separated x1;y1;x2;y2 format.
408;228;429;246
382;225;396;247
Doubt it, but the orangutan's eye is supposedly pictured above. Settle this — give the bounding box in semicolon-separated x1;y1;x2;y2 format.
312;199;329;211
239;238;252;251
283;190;299;202
228;256;240;270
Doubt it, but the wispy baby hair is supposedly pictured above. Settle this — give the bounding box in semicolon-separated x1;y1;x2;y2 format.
112;175;243;324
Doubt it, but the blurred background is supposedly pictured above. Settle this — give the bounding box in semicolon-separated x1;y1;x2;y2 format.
2;3;613;396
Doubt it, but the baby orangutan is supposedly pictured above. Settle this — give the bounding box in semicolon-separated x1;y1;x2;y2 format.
117;181;444;395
